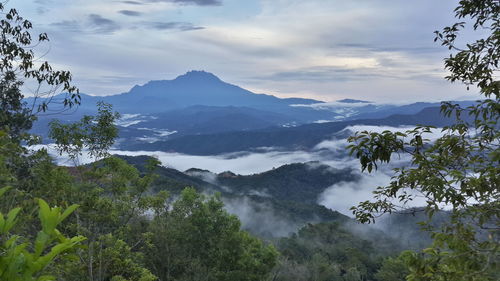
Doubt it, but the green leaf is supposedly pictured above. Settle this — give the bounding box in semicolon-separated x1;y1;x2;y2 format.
0;186;11;198
4;207;21;233
58;204;79;223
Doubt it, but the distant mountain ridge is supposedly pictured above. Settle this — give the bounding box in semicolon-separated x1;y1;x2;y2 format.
28;70;477;146
30;70;324;114
118;106;467;155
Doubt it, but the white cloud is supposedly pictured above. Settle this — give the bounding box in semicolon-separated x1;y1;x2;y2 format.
223;196;301;237
109;149;324;174
116;113;146;127
14;0;480;102
318;171;391;217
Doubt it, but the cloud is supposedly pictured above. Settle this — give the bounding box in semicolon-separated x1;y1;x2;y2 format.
185;169;218;184
118;10;142;16
223;197;301;237
50;20;81;32
334;43;443;55
121;0;222;6
254;56;444;84
19;0;477;102
35;143;328;174
314;125;445;216
146;21;205;31
34;0;53;14
36;124;443;176
88;14;121;34
149;0;222;6
318;171;391;217
315;125;445;154
115;114;146;127
119;0;144;4
111;149;325;175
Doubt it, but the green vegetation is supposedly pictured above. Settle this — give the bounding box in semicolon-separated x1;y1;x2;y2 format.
272;222;403;281
348;1;499;280
145;188;278;281
0;185;84;281
217;162;357;204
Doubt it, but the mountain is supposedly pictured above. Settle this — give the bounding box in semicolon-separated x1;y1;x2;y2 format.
28;70;477;143
28;71;329;118
348;101;475;120
125;105;299;136
28;71;347;139
117;155;438;245
118;155;351;238
119;106;463;155
292;100;476;121
117;71;320;110
214;162;358;204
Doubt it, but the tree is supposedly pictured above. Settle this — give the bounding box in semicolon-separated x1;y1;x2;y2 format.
0;3;87;278
274;222;390;281
374;257;409;281
347;1;499;280
42;156;162;281
0;2;82;206
49;102;120;163
145;188;278;281
0;3;80;142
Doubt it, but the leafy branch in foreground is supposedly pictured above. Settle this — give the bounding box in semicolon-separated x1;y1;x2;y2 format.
0;187;85;281
348;1;499;280
0;3;80;115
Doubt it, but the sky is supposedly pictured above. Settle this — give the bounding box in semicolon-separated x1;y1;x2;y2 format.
15;0;480;103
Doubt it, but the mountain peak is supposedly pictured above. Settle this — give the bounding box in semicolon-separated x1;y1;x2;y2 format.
174;70;222;82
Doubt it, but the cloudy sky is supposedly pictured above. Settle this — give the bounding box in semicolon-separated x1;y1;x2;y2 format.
16;0;478;103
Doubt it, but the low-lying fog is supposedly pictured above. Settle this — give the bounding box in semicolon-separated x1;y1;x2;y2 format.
35;125;440;217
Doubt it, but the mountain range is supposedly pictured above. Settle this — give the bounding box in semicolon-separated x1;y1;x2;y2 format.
118;106;464;155
29;70;474;152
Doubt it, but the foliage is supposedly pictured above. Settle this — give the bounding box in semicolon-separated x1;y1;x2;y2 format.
0;187;85;281
374;257;409;281
0;3;79;116
217;162;357;204
347;1;499;280
49;102;120;161
0;71;35;142
145;187;278;281
273;222;397;281
41;156;161;281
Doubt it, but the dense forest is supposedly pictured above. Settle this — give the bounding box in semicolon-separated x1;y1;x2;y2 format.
0;1;498;281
